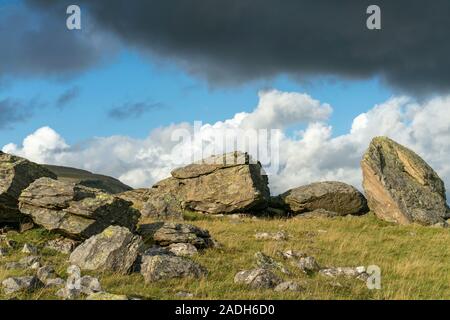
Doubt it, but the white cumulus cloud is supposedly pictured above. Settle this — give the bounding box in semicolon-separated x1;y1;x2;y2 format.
3;90;450;200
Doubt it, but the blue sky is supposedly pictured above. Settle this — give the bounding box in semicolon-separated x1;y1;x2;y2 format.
0;49;392;147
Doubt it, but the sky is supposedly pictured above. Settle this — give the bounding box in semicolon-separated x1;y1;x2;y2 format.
1;0;450;197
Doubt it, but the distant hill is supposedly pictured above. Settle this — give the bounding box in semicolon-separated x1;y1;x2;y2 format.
43;165;133;194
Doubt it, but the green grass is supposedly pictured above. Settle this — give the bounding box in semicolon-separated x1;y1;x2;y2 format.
1;213;450;300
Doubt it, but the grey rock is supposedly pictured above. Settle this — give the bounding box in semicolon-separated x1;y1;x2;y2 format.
140;254;207;283
361;137;449;225
255;231;288;241
45;238;78;254
18;177;140;239
69;226;143;274
274;281;305;292
175;291;194;298
234;268;282;289
168;243;198;257
138;222;214;249
319;266;369;281
45;278;65;288
19;255;40;267
0;151;56;224
292;256;321;274
276;249;307;260
21;243;38;255
79;276;102;295
2;276;43;294
255;252;290;274
36;266;56;282
279;181;368;216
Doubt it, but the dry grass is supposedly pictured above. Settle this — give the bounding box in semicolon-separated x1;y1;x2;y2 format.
1;213;450;300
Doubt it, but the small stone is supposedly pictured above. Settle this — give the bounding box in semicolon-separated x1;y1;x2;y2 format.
274;281;304;292
2;276;43;295
79;276;102;295
86;292;128;300
140;254;207;283
45;278;65;288
22;243;38;255
19;255;40;267
276;249;307;260
168;243;198;257
67;264;81;277
30;261;41;270
0;247;7;257
255;252;290;274
45;238;78;254
36;266;56;282
319;267;369;281
292;256;321;274
234;268;282;289
175;291;194;298
255;231;288;241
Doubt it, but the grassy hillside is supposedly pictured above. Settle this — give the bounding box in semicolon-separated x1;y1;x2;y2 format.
1;213;449;300
43;164;132;194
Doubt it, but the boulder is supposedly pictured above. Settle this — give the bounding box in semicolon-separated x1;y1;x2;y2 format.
43;164;132;194
0;151;56;224
69;225;143;274
18;177;140;239
2;276;44;294
137;222;214;249
361;137;449;225
278;181;368;216
120;152;270;218
140;254;207;283
168;243;198;257
234;268;282;289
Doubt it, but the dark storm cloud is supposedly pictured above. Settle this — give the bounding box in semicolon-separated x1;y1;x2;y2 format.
25;0;450;94
56;86;80;108
0;99;33;129
108;101;163;120
0;2;119;80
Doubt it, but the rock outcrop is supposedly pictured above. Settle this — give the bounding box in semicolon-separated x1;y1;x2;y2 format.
43;164;132;194
140;254;207;283
361;137;449;225
119;152;270;218
18;178;140;239
69;226;143;274
277;181;368;216
137;222;214;248
0;151;56;224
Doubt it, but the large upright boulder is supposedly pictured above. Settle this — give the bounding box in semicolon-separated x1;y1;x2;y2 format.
18;177;140;239
0;151;56;224
361;137;449;225
278;181;368;216
120;151;270;218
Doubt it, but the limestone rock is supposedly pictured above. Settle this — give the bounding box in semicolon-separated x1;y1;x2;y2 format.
69;225;143;274
361;137;449;225
138;222;214;249
255;251;290;274
19;177;140;239
45;278;65;288
0;151;56;224
45;238;78;254
255;231;288;241
319;266;369;281
168;243;198;257
21;243;38;255
2;276;43;294
234;268;282;289
140;254;207;283
279;181;368;216
292;256;321;274
36;265;56;282
274;281;305;292
121;152;270;218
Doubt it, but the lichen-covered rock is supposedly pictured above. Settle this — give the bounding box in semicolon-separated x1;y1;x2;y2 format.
69;226;143;274
361;137;449;225
0;151;56;224
120;152;270;218
137;222;214;248
45;238;79;254
274;281;305;292
234;268;282;289
140;254;207;283
319;266;369;281
2;276;43;294
291;256;321;274
19;177;140;239
278;181;368;216
168;243;198;257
